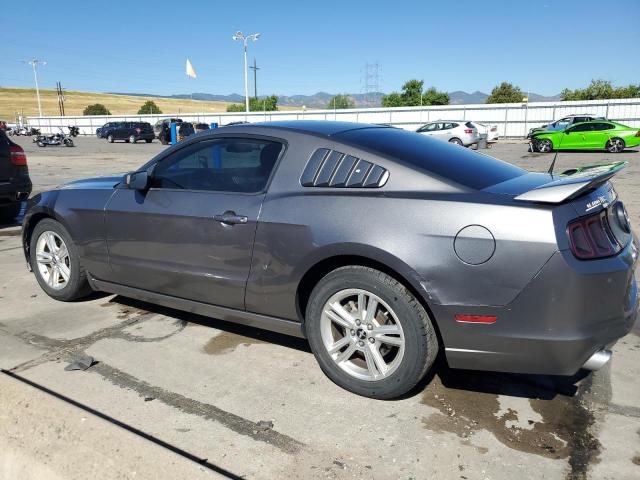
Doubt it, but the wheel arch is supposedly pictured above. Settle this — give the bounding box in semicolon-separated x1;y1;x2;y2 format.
22;205;74;268
295;252;443;344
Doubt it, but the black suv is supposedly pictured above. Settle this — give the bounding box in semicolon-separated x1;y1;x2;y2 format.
0;130;32;223
103;122;155;143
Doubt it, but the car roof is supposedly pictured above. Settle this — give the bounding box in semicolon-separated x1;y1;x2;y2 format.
230;120;389;137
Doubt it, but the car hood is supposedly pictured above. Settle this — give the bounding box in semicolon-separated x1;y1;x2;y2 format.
59;175;124;190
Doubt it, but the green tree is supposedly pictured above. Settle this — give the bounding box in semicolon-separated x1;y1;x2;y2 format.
485;82;525;103
422;87;450;106
83;103;111;115
327;94;355;109
382;80;449;107
137;100;162;114
226;95;279;112
561;79;640;101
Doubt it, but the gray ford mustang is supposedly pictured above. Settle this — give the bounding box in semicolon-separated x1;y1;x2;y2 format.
22;121;638;399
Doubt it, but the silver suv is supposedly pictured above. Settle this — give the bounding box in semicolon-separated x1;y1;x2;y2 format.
416;121;479;147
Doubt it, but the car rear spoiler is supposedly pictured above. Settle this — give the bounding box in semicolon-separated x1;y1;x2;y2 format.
514;161;627;204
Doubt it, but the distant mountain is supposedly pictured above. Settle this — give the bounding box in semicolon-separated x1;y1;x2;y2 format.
109;90;560;108
448;91;489;104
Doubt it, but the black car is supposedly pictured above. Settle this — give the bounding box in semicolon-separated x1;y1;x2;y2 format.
0;130;32;222
103;122;155;143
194;123;210;133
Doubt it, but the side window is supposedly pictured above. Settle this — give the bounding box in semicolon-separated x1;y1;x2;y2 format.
442;123;454;130
421;123;438;132
152;138;282;193
568;123;592;132
592;123;614;131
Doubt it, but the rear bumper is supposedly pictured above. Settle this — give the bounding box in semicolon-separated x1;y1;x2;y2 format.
434;238;639;375
0;178;32;205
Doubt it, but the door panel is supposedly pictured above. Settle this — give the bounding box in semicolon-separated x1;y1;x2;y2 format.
105;188;263;309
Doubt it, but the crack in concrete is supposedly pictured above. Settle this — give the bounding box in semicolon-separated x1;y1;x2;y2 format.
89;362;303;455
0;314;305;455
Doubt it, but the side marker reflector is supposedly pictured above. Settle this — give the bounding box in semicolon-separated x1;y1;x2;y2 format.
455;314;497;324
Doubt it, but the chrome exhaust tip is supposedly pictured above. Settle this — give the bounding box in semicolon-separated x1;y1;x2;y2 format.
582;349;612;371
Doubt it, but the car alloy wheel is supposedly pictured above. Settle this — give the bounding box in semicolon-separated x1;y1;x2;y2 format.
320;288;405;381
606;138;625;153
35;231;71;290
107;134;114;143
537;139;553;152
449;138;463;146
129;135;136;144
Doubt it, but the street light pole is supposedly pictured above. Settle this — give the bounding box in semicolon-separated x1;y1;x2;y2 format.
232;31;260;113
24;59;46;117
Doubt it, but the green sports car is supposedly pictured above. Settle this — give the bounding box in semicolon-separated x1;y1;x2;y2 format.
531;120;640;153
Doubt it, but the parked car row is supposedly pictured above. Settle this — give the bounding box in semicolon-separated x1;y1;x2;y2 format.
95;119;211;145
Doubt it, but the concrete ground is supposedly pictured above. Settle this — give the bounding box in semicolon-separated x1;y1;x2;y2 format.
1;136;639;480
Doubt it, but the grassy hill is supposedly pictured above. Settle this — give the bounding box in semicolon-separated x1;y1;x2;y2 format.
0;87;237;120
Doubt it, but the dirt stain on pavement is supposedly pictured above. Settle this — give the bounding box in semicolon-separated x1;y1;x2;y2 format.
203;332;266;355
0;230;20;237
421;370;601;474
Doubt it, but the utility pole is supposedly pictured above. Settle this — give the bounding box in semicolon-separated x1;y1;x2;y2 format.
23;59;46;116
232;31;260;112
249;58;260;99
56;81;66;116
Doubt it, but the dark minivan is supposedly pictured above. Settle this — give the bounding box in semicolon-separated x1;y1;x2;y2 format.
103;122;155;143
0;130;32;222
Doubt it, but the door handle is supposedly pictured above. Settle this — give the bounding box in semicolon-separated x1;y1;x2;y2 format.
213;211;248;225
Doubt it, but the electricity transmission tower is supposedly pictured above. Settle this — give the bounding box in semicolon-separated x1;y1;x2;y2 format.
361;62;380;107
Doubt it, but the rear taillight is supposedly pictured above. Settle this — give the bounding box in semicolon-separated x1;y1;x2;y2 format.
464;129;473;134
136;128;141;133
9;145;27;166
568;210;621;260
491;127;497;132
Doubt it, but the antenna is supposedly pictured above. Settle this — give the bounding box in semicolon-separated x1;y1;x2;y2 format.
546;122;569;176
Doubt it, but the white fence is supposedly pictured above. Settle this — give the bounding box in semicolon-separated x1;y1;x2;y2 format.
24;98;640;138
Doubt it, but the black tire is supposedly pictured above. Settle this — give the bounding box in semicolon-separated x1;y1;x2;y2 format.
29;218;92;301
107;134;114;143
160;135;168;145
536;138;553;153
0;203;21;223
449;138;463;146
606;138;625;153
145;139;152;143
305;266;438;399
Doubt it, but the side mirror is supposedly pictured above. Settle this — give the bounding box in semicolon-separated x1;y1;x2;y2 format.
124;170;151;190
564;130;571;135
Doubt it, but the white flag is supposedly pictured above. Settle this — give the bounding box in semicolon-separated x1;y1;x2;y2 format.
186;59;197;79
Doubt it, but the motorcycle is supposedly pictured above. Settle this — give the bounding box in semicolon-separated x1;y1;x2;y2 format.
35;131;74;147
68;126;79;137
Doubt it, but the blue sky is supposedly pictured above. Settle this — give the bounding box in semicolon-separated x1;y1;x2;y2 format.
2;0;639;97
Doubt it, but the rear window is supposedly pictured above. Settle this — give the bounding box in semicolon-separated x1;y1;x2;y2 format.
336;127;524;190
